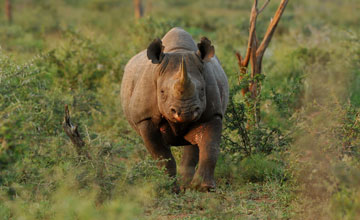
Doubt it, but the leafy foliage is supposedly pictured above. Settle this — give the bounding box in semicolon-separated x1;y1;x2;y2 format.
222;85;290;162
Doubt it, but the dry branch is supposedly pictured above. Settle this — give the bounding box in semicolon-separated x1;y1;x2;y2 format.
258;0;271;14
241;0;259;68
257;0;289;59
63;104;91;159
236;0;289;126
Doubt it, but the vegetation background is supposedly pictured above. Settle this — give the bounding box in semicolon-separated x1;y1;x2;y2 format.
0;0;359;219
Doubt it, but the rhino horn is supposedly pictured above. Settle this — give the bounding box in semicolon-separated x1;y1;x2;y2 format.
175;57;195;97
179;56;188;86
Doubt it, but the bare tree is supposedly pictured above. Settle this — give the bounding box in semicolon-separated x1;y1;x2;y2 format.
236;0;289;126
133;0;144;19
5;0;12;24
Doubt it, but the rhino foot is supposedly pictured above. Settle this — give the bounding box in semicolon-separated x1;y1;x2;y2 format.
190;177;216;192
180;183;215;193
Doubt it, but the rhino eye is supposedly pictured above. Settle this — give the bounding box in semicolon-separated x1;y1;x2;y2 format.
200;88;205;99
160;89;167;100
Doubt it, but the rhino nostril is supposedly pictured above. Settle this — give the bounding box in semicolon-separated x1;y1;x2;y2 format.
170;107;177;114
194;107;200;112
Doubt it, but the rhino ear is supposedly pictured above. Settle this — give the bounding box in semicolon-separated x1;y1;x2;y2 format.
196;37;215;62
147;38;164;64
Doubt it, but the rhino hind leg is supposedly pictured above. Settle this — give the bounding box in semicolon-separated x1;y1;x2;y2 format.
179;145;199;189
137;120;179;192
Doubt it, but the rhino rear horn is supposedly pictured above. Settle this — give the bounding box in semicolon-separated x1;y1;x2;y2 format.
147;38;164;64
196;37;215;62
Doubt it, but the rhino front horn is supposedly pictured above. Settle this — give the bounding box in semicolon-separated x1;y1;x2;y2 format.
174;57;195;98
179;56;188;87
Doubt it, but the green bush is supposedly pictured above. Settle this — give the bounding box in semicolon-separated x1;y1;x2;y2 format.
41;31;123;91
126;17;183;53
0;40;176;219
331;187;360;220
238;154;286;183
222;85;290;161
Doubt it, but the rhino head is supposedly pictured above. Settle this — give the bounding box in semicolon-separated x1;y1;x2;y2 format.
147;37;215;124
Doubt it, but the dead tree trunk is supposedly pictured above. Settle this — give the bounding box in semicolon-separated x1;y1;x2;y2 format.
133;0;144;19
5;0;12;24
236;0;289;127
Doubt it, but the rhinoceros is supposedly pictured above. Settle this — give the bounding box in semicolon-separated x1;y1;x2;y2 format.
121;27;229;191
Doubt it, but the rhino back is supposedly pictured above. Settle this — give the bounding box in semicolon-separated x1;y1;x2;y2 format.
162;27;197;52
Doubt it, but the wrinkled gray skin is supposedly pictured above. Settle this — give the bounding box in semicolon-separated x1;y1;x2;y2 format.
121;27;229;192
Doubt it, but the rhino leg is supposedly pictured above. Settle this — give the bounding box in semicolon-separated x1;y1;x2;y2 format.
179;145;199;188
137;120;178;191
185;116;222;191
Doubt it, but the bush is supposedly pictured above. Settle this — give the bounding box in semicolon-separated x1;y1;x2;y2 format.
0;41;176;219
222;85;290;161
41;31;123;91
239;154;286;183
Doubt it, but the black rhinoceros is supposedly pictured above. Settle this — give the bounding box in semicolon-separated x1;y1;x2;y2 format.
121;27;229;191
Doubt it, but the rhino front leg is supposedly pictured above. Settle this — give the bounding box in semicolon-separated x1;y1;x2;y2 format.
179;145;199;188
137;120;177;179
185;116;222;191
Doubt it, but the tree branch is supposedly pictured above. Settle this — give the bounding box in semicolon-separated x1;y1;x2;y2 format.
258;0;271;14
256;0;289;58
235;0;289;126
63;104;91;159
235;52;243;72
241;0;259;68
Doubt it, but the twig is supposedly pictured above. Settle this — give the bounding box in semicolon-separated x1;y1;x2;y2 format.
258;0;271;14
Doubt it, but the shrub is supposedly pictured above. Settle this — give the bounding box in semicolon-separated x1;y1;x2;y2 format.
222;85;290;162
239;154;286;183
41;30;123;91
